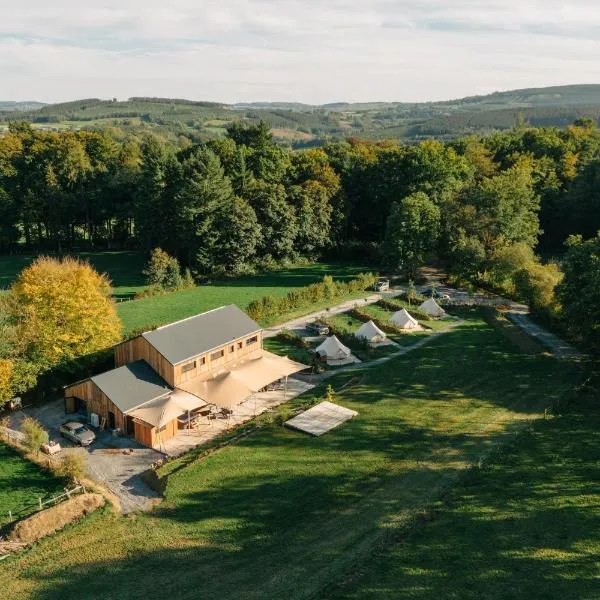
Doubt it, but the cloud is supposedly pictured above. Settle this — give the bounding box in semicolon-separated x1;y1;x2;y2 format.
0;1;599;103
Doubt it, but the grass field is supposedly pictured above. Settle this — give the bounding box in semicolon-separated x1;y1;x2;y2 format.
0;310;584;600
0;251;147;297
0;253;376;331
325;394;600;600
116;262;375;333
0;443;65;526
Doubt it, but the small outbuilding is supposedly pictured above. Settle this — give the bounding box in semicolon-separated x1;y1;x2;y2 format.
315;335;352;361
419;298;446;318
356;320;387;343
390;308;421;330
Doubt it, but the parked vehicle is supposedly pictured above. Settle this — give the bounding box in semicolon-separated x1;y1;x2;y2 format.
59;421;96;447
306;321;330;335
374;278;390;292
423;288;450;300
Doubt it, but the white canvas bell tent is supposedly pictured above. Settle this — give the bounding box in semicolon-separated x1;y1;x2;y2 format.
390;308;420;330
419;298;446;318
315;335;351;360
355;320;387;343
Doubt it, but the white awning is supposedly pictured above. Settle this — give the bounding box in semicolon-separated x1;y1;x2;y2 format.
129;391;206;428
177;351;308;409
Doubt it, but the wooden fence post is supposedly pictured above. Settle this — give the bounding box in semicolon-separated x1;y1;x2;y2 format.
38;497;42;510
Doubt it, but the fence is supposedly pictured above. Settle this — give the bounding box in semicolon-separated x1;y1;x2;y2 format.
0;426;25;445
4;484;86;525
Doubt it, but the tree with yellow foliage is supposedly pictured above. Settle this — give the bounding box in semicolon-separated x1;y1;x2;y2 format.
0;359;13;406
10;257;122;370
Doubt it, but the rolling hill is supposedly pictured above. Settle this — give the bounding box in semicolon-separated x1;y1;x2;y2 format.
1;84;599;145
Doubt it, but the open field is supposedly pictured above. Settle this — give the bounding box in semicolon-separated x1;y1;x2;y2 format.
0;310;584;600
0;443;65;526
0;251;147;297
116;262;375;333
326;393;600;600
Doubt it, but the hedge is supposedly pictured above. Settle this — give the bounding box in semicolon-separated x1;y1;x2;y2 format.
246;273;378;322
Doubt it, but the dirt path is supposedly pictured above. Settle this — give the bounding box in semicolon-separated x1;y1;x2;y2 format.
420;266;583;360
507;313;583;359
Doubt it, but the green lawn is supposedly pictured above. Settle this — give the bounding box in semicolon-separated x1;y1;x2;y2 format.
326;394;600;600
117;262;375;333
0;251;147;297
0;443;65;526
0;310;584;600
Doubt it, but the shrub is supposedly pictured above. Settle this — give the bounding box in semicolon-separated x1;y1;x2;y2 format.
142;248;194;295
276;329;309;349
20;417;49;454
56;450;87;484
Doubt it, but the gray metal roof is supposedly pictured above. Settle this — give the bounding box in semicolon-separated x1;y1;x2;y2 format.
142;304;261;365
91;360;172;414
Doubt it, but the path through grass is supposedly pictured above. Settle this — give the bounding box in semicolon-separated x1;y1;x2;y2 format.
0;310;582;599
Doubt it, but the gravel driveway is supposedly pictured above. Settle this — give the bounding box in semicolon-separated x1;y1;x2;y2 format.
8;398;162;513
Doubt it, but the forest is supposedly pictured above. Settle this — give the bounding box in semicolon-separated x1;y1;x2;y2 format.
0;116;599;356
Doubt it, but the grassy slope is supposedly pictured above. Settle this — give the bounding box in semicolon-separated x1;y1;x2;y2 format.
0;311;583;600
0;443;65;526
326;395;600;600
116;262;374;333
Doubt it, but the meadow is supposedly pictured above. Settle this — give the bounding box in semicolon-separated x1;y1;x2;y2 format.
0;310;585;600
0;443;65;526
0;251;376;332
116;261;375;333
326;393;600;600
0;251;147;297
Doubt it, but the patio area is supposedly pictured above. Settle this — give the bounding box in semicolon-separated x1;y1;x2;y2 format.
159;377;316;456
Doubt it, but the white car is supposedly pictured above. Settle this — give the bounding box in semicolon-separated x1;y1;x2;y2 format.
60;421;96;447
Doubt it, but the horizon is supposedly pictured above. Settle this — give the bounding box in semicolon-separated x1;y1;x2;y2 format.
2;1;600;104
5;82;600;107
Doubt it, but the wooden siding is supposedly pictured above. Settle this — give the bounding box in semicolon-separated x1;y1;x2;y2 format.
114;336;175;386
64;379;126;432
134;417;178;448
173;331;264;385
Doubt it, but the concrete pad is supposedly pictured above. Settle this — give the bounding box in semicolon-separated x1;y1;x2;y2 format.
285;401;358;436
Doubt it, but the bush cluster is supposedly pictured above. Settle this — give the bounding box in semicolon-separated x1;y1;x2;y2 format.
275;329;309;349
246;273;377;321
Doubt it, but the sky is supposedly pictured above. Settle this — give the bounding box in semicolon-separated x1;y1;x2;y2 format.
1;0;599;104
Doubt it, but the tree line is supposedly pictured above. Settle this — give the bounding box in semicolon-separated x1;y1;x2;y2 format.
1;118;600;348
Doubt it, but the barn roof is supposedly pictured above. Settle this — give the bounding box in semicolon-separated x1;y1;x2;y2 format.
142;304;261;365
91;360;172;414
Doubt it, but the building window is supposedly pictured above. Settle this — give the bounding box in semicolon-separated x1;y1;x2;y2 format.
246;336;258;346
210;349;225;361
181;360;196;373
237;341;243;350
200;357;206;365
230;345;234;353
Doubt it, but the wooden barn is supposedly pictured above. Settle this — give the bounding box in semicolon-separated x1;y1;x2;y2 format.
64;304;278;448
